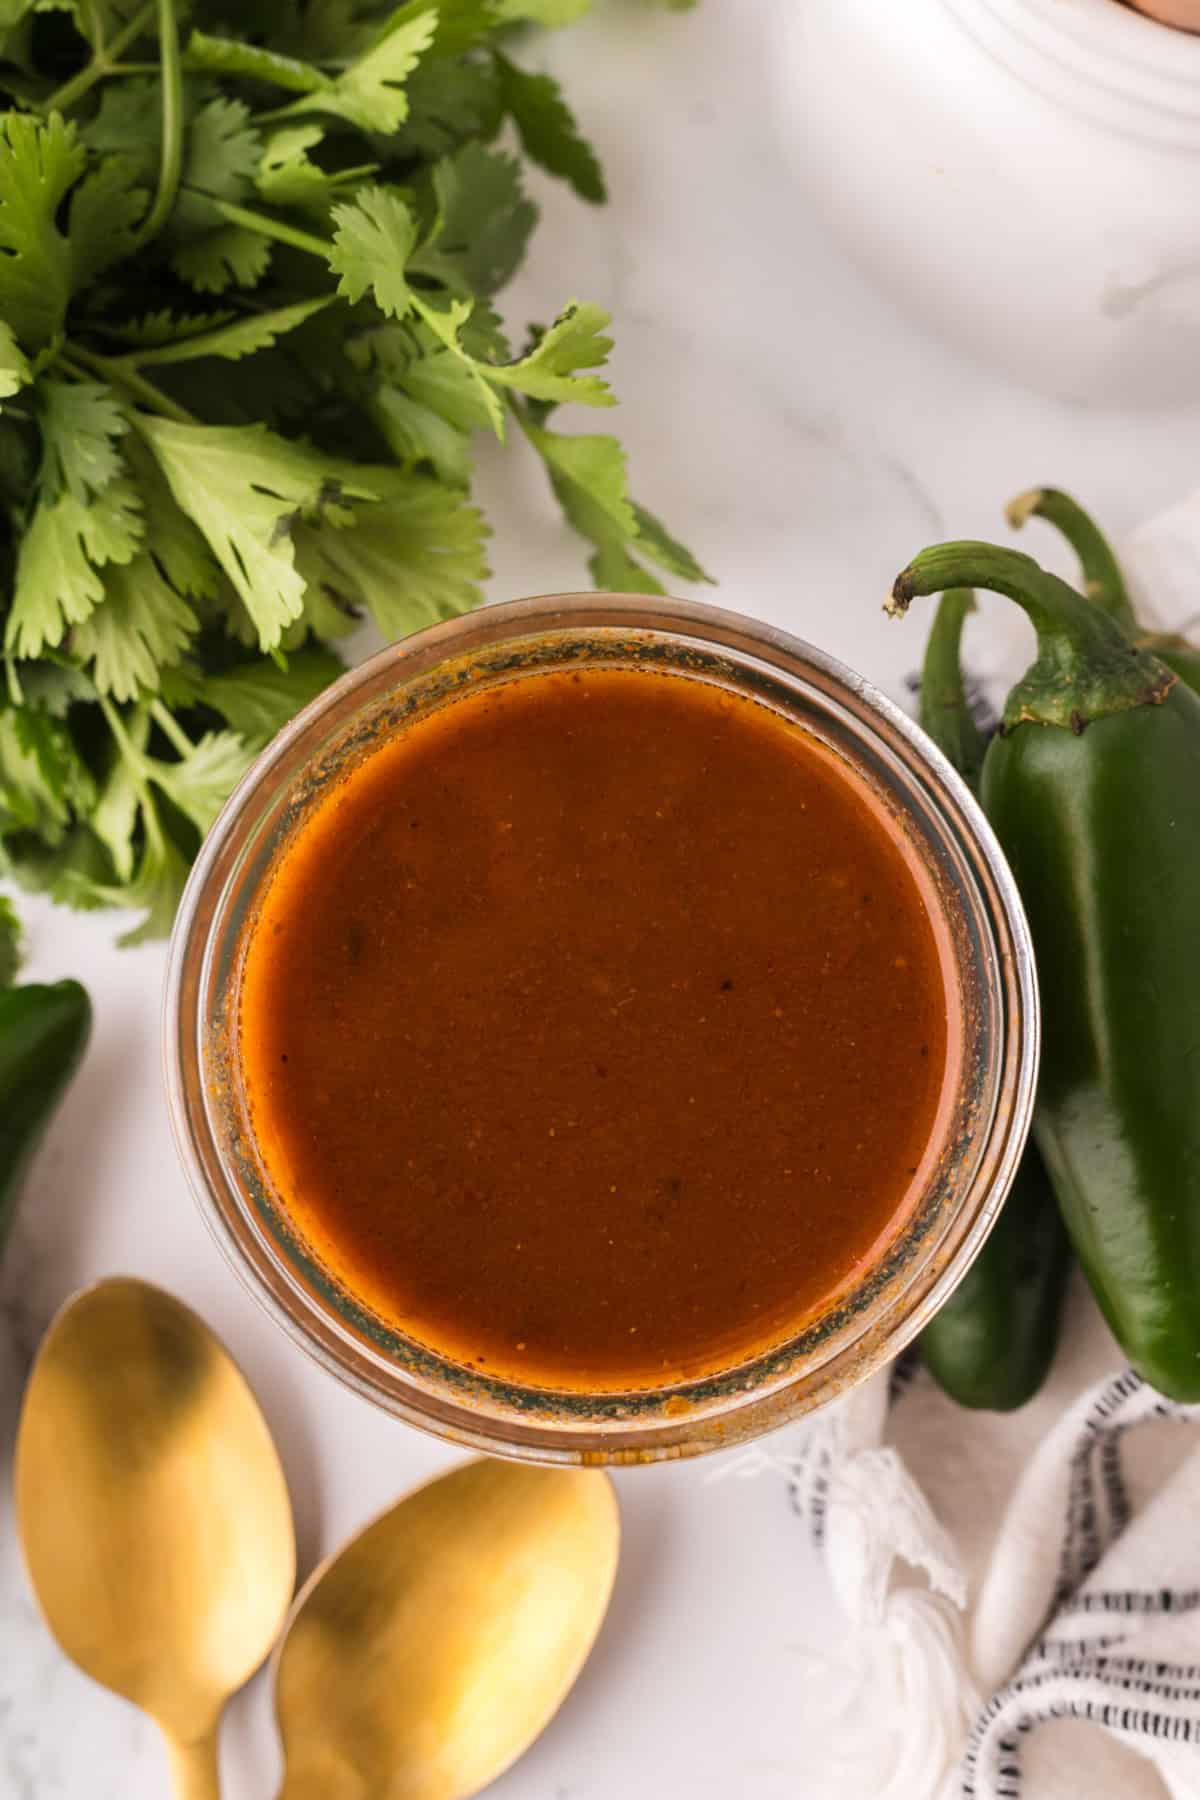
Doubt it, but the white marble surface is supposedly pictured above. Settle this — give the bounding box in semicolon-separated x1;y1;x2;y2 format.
3;3;1200;1796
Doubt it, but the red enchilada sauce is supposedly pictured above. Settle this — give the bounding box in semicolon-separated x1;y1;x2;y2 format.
238;668;955;1390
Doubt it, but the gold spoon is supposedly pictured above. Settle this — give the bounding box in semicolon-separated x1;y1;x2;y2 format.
275;1457;620;1800
15;1276;296;1800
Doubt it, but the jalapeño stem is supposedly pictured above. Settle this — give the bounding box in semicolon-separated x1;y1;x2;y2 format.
889;542;1173;731
1006;487;1137;633
918;588;986;787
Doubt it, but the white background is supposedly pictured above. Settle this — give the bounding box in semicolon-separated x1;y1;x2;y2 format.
3;3;1200;1796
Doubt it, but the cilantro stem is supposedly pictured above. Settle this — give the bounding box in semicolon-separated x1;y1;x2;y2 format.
149;700;195;758
99;700;177;873
204;198;331;262
120;297;334;369
98;697;146;774
66;346;197;426
135;0;185;249
82;0;104;55
41;1;156;113
97;697;162;846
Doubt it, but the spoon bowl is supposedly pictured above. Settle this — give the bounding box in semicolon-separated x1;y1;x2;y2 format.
275;1457;619;1800
15;1277;295;1799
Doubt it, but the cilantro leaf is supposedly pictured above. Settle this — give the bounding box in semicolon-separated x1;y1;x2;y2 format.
171;96;266;289
0;112;87;349
520;417;710;591
56;706;201;941
0;709;69;837
523;420;636;534
185;31;330;95
414;144;536;300
102;308;237;347
83;76;161;177
387;0;501;55
0;321;31;399
147;729;253;835
328;185;513;438
72;554;198;701
397;55;504;159
68;152;149;289
495;52;605;203
135;416;377;650
293;468;488;638
400;337;500;431
172;225;272;293
2;825;116;916
71;476;145;565
36;379;127;503
122;434;219;600
111;823;190;946
201;647;344;748
628;502;712;584
458;296;510;362
0;707;95;840
347;323;483;476
0;0;35;35
0;893;20;989
329;185;418;317
8;479;144;658
411;292;505;433
281;0;378;60
178;96;262;218
256;125;356;208
278;10;438;133
585;536;666;594
483;302;614;406
372;385;472;484
16;661;96;718
293;576;361;644
126;298;333;367
0;416;32;497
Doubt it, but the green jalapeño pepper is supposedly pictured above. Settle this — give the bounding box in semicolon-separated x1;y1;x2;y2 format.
916;590;1071;1410
1007;487;1200;694
0;978;91;1250
890;542;1200;1401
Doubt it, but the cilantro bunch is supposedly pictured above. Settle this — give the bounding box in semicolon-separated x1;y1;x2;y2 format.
0;0;706;941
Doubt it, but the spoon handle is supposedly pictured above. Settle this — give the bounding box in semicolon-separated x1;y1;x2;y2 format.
164;1730;221;1800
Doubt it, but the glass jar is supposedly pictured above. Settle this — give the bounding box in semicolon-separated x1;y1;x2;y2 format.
164;595;1038;1464
778;0;1200;406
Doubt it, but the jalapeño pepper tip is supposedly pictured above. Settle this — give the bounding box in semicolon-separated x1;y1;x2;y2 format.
887;569;919;618
1005;488;1046;531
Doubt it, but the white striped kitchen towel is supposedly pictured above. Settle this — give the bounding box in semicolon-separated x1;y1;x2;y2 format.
779;1274;1200;1800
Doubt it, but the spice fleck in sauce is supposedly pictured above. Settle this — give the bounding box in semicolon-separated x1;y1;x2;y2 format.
238;667;956;1390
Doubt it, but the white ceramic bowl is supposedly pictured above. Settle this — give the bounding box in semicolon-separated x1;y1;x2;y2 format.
779;0;1200;407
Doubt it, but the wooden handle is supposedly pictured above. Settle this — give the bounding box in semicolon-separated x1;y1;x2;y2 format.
164;1730;221;1800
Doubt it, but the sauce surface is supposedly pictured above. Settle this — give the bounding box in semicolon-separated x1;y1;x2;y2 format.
238;667;955;1390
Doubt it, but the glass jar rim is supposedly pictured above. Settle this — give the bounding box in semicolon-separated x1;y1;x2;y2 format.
163;592;1039;1464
